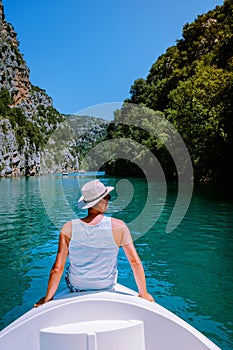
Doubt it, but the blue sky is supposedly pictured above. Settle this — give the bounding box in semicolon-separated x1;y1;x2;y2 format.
3;0;224;118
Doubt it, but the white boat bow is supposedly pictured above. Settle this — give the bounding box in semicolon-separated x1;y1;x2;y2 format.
0;283;221;350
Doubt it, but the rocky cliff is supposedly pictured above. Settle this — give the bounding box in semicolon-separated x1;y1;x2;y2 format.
0;1;107;176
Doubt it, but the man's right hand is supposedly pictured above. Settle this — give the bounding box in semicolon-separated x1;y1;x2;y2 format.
34;297;47;308
138;292;155;302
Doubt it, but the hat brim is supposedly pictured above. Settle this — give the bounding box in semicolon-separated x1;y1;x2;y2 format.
78;186;114;209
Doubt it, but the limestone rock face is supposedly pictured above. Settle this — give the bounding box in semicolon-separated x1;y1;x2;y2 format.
0;2;65;176
0;2;31;107
0;1;108;177
0;118;40;176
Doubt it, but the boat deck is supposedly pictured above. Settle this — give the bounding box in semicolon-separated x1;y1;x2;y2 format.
0;284;221;350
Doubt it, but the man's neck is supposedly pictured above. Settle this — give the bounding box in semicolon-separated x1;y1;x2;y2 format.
81;209;104;224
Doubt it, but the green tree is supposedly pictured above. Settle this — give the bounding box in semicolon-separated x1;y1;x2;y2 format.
165;62;232;182
0;89;13;117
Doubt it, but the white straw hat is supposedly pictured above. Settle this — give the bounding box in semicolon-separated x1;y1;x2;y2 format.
78;179;114;209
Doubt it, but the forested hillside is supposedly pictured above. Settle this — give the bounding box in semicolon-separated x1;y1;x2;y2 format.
105;0;232;183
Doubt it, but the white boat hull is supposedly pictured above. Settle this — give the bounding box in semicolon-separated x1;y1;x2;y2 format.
0;284;221;350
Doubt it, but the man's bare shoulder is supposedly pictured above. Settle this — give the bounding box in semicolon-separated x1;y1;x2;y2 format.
60;221;72;239
111;217;132;246
111;217;127;229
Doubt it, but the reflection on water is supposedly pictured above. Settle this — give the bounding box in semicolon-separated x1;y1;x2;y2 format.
0;176;232;350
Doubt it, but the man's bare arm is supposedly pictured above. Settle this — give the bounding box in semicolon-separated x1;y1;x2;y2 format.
123;242;154;302
34;222;71;307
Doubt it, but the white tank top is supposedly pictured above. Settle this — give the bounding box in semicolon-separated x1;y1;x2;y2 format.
67;216;119;290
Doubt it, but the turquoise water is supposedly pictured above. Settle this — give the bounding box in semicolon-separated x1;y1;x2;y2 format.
0;174;232;349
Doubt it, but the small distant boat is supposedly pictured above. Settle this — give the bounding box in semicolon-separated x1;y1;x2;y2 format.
0;283;221;350
62;171;69;176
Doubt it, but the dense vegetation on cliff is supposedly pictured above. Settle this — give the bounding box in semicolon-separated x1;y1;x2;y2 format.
0;87;108;175
0;88;63;150
103;0;233;183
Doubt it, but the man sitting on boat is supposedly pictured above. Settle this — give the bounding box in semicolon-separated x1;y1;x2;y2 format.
34;179;154;307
